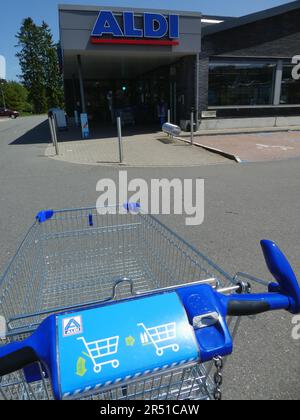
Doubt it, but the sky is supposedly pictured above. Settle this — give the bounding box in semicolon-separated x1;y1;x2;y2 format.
0;0;294;80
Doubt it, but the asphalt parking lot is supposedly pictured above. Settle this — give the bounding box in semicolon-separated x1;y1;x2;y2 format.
0;116;299;400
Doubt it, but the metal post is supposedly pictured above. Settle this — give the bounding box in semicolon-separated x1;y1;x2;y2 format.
117;117;124;164
49;115;59;156
190;110;194;146
52;117;60;156
170;83;173;122
167;109;171;138
195;54;200;132
48;116;55;146
273;60;283;106
77;55;86;113
173;82;177;123
167;109;171;123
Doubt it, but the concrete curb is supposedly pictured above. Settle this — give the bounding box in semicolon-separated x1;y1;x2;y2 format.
180;126;300;137
175;136;242;163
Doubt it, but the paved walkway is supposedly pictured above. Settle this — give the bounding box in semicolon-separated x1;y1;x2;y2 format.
45;132;230;167
193;131;300;162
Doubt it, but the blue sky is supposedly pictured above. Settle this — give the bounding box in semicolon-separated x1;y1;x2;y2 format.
0;0;293;80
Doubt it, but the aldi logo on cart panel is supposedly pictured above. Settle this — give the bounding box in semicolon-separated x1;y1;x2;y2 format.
63;316;83;337
91;11;180;46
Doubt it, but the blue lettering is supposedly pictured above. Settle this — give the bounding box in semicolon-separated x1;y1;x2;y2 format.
169;15;179;39
123;12;143;37
92;11;123;37
91;11;180;41
144;13;168;38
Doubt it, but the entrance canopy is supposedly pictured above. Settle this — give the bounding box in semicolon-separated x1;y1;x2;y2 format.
63;50;187;80
59;5;202;124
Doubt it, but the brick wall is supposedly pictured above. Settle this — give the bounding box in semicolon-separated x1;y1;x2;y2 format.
198;53;209;112
175;54;210;119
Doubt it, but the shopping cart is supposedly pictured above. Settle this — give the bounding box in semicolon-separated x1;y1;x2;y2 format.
138;322;179;356
77;336;120;373
0;204;299;400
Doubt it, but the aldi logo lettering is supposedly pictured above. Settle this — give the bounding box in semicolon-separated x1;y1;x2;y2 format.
63;316;83;337
91;11;180;46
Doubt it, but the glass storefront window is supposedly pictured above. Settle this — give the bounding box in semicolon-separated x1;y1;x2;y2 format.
280;65;300;105
208;62;276;106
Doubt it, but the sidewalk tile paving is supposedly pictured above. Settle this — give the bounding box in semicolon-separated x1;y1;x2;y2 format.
45;132;230;167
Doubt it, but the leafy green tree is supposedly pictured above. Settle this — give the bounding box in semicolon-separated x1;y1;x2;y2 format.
16;18;64;114
2;81;30;113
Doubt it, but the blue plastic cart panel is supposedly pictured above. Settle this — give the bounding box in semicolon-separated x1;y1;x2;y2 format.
57;293;199;398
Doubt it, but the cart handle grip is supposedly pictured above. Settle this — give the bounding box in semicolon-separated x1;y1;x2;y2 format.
228;300;270;316
226;293;290;316
0;341;37;376
261;240;300;314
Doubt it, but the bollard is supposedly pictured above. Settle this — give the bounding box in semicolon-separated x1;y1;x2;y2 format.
117;117;124;164
52;117;60;156
49;115;59;156
48;116;55;146
190;111;194;146
167;109;171;138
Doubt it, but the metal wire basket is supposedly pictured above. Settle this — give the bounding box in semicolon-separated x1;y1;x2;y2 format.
0;205;239;400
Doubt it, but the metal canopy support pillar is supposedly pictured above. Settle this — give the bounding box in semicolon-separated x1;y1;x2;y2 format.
77;55;86;113
273;60;283;106
190;110;194;145
195;54;200;132
173;82;177;123
72;74;78;108
117;117;124;164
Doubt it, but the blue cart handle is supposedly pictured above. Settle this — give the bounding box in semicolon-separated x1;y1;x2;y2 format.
0;340;37;377
222;240;300;316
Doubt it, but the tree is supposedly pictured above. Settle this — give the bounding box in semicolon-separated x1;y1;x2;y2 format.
1;81;31;113
40;22;64;110
16;18;47;114
16;18;64;114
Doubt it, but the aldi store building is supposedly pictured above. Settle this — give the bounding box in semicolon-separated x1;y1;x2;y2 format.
59;5;202;127
59;2;300;128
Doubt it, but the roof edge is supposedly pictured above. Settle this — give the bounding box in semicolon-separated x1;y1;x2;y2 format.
203;0;300;36
58;4;203;18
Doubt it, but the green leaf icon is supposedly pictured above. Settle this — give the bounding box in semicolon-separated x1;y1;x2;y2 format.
125;336;135;347
76;357;87;377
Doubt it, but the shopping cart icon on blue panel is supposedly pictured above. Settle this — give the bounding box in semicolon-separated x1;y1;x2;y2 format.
77;336;120;374
138;322;180;356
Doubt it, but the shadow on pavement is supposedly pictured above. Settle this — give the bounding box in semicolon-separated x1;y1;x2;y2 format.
57;123;161;143
10;120;52;145
10;120;162;145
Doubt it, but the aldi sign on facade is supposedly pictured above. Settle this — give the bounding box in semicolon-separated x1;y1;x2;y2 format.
91;11;180;46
